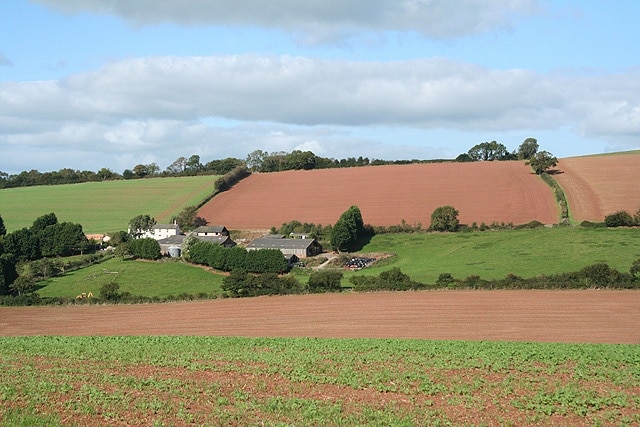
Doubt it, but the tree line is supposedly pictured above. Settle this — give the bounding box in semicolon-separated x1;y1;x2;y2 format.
1;137;556;189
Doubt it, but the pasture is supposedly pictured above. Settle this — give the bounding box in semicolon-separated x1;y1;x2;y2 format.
36;257;224;299
346;226;640;284
0;175;219;234
0;336;638;426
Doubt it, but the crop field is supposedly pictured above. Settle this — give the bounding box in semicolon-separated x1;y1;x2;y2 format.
0;336;638;426
554;152;640;223
0;175;219;234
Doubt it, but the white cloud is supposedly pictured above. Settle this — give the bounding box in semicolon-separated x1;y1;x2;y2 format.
34;0;539;41
1;54;639;173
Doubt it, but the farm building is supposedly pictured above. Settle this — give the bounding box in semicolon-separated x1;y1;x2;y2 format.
157;233;236;257
192;225;230;237
246;236;322;258
140;224;181;240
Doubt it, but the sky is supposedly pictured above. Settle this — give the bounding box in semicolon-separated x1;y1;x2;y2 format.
1;0;639;175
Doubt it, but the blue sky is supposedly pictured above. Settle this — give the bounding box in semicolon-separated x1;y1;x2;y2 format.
1;0;639;174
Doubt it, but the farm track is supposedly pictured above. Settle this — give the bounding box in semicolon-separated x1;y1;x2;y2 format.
2;290;638;344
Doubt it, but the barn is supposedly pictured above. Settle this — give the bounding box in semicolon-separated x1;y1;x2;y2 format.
246;236;322;258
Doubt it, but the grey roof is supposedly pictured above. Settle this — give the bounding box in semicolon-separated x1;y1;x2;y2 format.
192;225;228;234
153;224;180;230
246;237;319;251
157;235;186;245
196;235;234;245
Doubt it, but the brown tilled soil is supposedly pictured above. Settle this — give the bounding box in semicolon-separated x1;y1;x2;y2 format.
198;161;559;229
2;291;638;343
553;153;640;222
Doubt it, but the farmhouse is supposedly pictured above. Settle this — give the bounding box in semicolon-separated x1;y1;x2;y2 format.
141;224;181;240
157;231;236;256
246;236;322;258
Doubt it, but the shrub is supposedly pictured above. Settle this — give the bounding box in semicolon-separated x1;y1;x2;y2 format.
580;220;606;228
430;206;459;232
128;238;161;260
604;211;634;227
99;282;121;301
308;270;343;293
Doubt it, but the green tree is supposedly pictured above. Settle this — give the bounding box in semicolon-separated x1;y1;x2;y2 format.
631;259;640;281
172;206;207;232
31;212;58;234
468;141;511;161
38;222;89;257
430;206;459;232
128;238;161;260
245;249;288;274
9;276;38;296
0;214;6;237
222;269;249;297
128;214;156;238
100;282;121;301
330;206;365;252
517;138;539;160
526;151;558;175
0;254;18;295
3;228;41;261
185;155;202;175
307;270;343;293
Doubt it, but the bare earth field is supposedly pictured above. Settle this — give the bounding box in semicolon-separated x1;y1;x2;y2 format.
198;161;558;229
554;153;640;222
2;291;638;343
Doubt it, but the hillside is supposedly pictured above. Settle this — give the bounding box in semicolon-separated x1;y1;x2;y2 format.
198;161;558;229
553;152;640;222
0;175;218;234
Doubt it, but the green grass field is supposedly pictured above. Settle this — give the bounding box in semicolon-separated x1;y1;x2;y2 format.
38;227;640;298
344;226;640;284
0;336;637;426
37;257;224;298
0;175;219;234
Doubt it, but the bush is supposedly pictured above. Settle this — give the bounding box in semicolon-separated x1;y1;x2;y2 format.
308;270;343;293
128;238;161;260
99;282;121;301
580;220;606;228
604;211;635;227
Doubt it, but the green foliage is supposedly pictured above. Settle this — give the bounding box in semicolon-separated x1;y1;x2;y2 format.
3;228;41;261
171;205;207;232
213;165;251;192
517;137;539;160
37;222;89;257
245;249;288;274
540;172;568;222
0;213;6;236
99;281;121;301
127;238;161;260
31;212;58;234
222;270;303;297
350;267;421;291
430;205;459;232
307;270;343;293
631;259;640;280
0;254;18;295
330;205;366;252
604;210;634;227
467;141;514;161
9;275;38;296
272;220;330;241
128;214;156;238
526;150;558;175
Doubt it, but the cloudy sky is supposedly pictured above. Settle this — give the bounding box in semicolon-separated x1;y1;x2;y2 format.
1;1;639;174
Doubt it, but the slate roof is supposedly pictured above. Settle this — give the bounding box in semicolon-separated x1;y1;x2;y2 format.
192;225;228;234
246;237;319;251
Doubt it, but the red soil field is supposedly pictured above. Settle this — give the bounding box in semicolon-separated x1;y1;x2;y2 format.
198;161;558;230
553;152;640;222
2;291;638;344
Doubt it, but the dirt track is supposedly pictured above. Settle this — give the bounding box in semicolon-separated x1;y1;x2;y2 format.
2;291;638;344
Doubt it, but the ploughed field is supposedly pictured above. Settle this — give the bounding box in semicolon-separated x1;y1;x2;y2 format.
553;152;640;222
3;290;638;344
198;161;559;229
